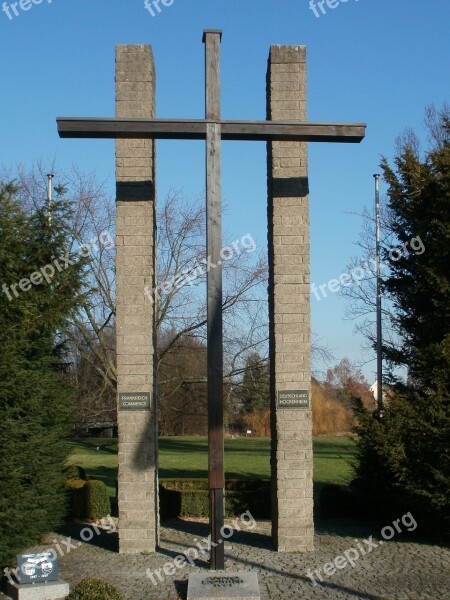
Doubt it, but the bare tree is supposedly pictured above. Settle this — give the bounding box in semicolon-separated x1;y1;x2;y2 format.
339;201;401;372
152;190;269;423
339;106;450;366
4;163;333;429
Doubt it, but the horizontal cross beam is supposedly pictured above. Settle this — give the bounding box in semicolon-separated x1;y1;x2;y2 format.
57;118;366;143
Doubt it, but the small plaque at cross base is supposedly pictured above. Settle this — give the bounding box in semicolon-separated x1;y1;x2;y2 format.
187;571;260;600
17;552;59;584
5;553;70;600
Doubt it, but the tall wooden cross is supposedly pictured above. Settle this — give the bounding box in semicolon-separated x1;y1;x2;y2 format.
57;29;365;570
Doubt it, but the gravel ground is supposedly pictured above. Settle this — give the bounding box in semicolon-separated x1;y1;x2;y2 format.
1;517;449;600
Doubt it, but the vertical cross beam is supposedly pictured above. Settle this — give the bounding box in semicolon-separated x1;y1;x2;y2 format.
203;29;225;571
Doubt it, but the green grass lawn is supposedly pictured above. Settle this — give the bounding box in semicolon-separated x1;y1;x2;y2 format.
68;435;357;500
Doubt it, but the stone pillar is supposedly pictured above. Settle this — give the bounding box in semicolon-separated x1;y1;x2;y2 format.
267;45;314;552
115;45;158;553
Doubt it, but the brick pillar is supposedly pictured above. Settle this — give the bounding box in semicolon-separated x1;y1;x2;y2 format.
115;45;158;553
267;45;314;552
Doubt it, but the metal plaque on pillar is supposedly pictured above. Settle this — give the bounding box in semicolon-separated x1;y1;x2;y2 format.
277;390;310;409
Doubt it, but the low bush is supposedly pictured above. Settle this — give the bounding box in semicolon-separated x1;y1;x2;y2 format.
67;578;124;600
159;479;271;519
64;465;87;481
66;479;110;520
226;487;270;518
84;480;111;520
66;478;86;519
319;481;408;522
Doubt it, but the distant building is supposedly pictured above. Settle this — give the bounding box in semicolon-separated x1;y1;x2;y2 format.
73;421;117;438
370;380;392;406
370;380;378;399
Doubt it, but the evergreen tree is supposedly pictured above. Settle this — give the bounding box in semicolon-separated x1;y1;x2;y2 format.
0;183;87;565
353;106;450;534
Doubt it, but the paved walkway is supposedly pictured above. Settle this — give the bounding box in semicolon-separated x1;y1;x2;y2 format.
1;517;449;599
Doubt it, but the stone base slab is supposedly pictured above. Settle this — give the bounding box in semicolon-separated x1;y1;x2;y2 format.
187;572;260;600
6;580;69;600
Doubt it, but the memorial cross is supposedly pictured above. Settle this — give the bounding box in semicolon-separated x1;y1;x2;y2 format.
57;29;366;570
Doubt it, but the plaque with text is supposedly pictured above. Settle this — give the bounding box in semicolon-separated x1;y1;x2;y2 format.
278;390;310;409
119;392;151;411
17;552;59;584
202;576;244;588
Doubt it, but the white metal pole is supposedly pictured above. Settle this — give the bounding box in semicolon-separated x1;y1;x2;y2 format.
374;173;383;417
47;173;54;226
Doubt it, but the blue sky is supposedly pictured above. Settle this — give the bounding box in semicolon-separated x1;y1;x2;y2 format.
1;0;449;382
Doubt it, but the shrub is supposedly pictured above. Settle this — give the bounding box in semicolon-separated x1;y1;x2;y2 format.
64;465;87;481
225;487;271;519
67;578;124;600
66;479;87;519
159;483;208;519
84;480;111;520
159;479;271;519
66;479;110;520
319;483;369;519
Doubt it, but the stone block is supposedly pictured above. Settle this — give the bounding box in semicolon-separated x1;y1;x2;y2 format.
270;45;306;64
6;580;69;600
187;572;260;600
268;44;314;553
115;44;158;554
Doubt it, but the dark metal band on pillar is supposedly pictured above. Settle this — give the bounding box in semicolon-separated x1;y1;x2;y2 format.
204;29;225;571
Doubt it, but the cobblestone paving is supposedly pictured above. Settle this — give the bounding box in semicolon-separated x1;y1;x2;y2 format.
1;517;449;600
